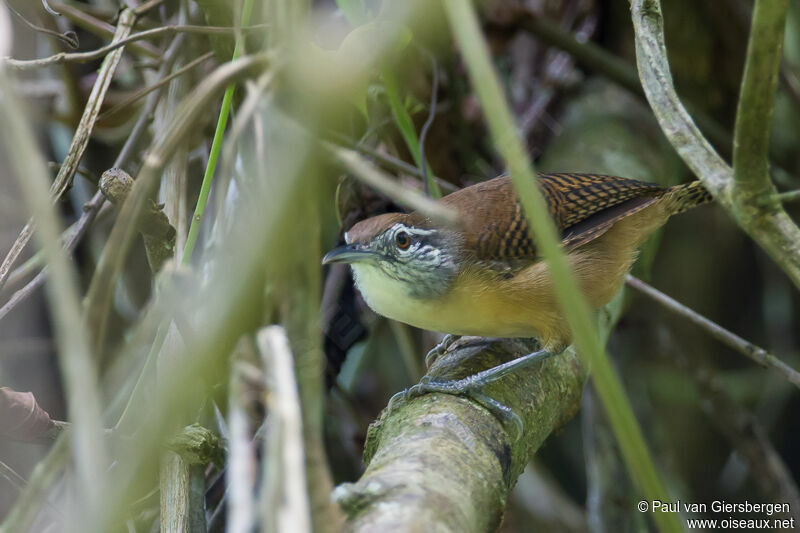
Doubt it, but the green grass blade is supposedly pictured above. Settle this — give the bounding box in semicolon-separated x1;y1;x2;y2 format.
441;2;683;532
182;0;256;264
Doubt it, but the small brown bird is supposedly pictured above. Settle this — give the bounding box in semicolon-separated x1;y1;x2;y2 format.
323;173;711;419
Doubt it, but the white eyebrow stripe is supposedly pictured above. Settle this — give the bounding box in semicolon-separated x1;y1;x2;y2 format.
392;224;435;236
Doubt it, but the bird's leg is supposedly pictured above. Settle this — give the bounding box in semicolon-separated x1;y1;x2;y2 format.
424;334;461;369
387;347;563;440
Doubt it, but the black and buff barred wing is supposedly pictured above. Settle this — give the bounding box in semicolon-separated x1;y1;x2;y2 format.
441;173;668;263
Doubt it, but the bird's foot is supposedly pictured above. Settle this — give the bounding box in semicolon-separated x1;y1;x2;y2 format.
387;348;560;442
424;334;461;369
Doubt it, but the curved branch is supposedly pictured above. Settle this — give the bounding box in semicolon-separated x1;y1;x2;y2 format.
335;338;585;532
631;0;800;290
733;0;788;193
630;1;731;197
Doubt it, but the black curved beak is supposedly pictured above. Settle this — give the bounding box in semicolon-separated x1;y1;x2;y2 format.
321;244;377;265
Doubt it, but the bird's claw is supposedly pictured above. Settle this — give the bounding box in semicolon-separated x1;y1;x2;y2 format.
424;334;461;369
384;374;524;442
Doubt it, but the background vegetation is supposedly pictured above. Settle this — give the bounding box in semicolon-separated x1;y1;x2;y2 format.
0;0;799;531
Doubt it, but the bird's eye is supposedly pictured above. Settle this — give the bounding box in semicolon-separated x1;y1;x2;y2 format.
395;231;411;250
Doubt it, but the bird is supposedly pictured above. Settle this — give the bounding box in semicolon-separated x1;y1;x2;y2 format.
322;172;711;426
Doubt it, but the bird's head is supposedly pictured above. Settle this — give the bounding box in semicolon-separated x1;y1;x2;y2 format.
322;213;461;299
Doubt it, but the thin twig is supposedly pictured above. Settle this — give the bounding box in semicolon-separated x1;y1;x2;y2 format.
133;0;169;16
0;460;27;493
0;9;135;293
98;51;214;120
3;24;268;70
418;47;439;198
773;190;800;203
325;132;458;193
323;143;459;226
625;275;800;389
0;34;187;322
5;2;78;48
47;1;159;58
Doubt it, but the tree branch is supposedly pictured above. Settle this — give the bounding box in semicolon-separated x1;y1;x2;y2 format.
626;275;800;389
733;0;788;194
631;0;800;291
335;338;585;532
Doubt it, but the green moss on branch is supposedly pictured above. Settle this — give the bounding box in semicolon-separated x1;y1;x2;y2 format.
336;338;585;532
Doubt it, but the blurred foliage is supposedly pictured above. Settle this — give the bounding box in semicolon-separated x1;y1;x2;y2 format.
0;0;799;531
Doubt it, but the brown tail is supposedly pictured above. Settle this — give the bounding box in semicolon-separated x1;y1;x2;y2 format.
664;181;713;215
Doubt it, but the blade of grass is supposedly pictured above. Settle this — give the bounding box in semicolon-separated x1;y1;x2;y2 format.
441;2;682;532
383;69;442;198
116;0;259;429
183;0;256;264
0;69;107;532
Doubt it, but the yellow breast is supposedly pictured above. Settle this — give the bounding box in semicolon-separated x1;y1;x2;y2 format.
351;262;556;341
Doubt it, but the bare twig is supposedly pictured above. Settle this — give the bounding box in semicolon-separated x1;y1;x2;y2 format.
324;133;458;193
98;51;214;121
5;2;78;48
0;460;27;493
626;275;800;389
323;143;459;226
773;190;800;203
47;1;159;58
3;24;267;70
418;48;439;198
133;0;169;16
0;34;187;321
0;8;135;293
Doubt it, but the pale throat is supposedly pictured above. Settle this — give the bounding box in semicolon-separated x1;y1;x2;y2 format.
350;263;431;327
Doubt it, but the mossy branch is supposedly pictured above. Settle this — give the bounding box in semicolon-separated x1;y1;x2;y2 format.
335;338;585;532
